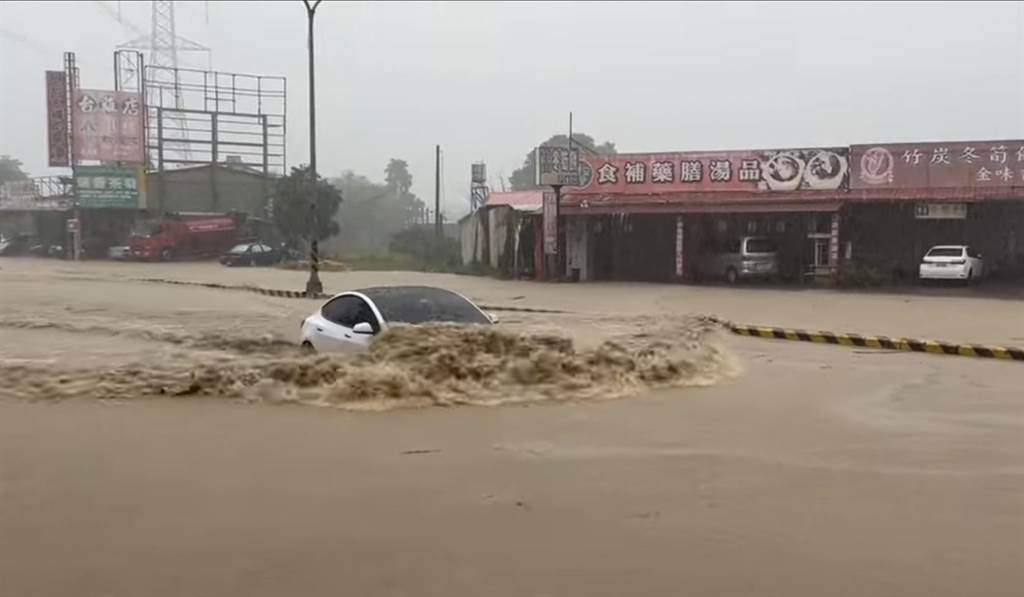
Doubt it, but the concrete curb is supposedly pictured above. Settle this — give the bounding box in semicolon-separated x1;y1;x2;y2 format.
714;318;1024;362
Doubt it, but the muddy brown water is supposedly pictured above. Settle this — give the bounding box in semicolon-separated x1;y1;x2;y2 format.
1;259;1022;596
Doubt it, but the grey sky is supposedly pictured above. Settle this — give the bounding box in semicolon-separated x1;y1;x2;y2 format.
2;1;1022;217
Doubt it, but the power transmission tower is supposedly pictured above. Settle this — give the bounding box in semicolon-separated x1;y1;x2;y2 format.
117;1;211;162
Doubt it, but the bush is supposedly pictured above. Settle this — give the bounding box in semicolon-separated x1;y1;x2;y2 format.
840;262;888;288
388;227;460;268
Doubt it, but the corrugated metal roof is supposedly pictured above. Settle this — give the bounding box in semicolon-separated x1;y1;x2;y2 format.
484;190;544;211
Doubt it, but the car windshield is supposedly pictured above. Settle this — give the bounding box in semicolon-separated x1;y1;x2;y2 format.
228;244;252;254
359;286;489;325
927;247;964;258
745;238;777;253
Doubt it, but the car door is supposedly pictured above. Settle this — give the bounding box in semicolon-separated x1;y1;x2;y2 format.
315;295;364;351
316;295;380;351
253;244;269;265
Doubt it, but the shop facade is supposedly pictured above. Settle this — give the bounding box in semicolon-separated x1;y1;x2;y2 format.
556;139;1024;284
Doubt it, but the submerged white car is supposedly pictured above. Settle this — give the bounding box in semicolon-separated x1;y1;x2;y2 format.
919;245;984;284
300;285;496;352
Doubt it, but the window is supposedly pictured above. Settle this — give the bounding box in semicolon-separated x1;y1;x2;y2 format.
726;239;742;253
745;238;777;253
926;247;965;258
321;296;365;328
356;301;381;333
361;287;490;325
967;247;980;258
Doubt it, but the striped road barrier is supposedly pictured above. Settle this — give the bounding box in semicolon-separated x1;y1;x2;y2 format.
717;320;1024;362
135;278;327;299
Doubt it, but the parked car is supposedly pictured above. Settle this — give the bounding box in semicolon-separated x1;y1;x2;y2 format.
0;233;32;256
107;245;130;260
219;242;281;267
300;285;497;353
919;245;984;284
696;236;779;283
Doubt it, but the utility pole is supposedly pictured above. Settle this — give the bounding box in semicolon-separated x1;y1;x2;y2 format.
64;51;82;261
303;0;323;297
435;144;441;239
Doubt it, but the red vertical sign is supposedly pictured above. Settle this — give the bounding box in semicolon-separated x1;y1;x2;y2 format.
542;191;557;255
45;71;69;167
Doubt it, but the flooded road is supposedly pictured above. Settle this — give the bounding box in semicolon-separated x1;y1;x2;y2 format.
1;258;1022;596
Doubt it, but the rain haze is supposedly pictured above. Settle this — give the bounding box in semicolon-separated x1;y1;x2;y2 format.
4;3;1024;597
2;0;1023;215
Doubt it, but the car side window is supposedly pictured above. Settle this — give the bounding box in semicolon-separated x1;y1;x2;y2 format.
321;296;363;328
355;301;381;333
967;247;979;258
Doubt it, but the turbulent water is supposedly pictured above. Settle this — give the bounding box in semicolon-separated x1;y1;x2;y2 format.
0;317;737;410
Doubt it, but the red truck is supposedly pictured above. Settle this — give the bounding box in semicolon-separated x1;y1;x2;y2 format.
128;212;256;261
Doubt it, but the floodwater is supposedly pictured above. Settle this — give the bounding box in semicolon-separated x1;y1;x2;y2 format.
1;258;1023;597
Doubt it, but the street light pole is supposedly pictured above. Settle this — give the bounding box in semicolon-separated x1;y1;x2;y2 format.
303;0;324;297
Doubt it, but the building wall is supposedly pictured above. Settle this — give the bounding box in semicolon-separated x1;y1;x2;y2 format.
488;206;512;269
459;212;486;265
566;216;589;281
844;200;1024;280
0;212;36;240
148;167;271;216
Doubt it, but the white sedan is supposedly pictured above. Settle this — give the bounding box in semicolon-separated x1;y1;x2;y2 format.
919;245;984;284
300;285;496;352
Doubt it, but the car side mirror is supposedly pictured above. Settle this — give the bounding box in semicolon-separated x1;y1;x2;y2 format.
488;312;500;324
352;322;375;335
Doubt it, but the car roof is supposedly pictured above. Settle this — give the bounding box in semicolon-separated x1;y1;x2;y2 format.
326;286;478;306
929;245;967;250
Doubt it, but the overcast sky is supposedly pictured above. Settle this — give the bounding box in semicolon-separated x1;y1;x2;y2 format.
2;0;1023;216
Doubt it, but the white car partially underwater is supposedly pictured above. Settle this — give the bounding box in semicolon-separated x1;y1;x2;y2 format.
300;285;497;352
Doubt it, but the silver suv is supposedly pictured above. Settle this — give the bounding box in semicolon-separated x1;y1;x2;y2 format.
696;236;779;284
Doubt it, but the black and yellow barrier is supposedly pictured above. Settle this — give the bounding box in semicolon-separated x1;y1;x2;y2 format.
721;321;1024;362
135;277;327;299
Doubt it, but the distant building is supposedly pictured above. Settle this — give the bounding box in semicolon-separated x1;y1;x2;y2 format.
146;162;274;217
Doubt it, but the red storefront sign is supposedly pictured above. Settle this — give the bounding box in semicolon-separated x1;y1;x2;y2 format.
45;71;69;167
72;89;144;163
851;141;1024;189
574;148;848;194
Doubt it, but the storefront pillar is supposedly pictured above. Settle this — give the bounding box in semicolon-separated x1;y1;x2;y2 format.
829;212;841;285
674;215;685;281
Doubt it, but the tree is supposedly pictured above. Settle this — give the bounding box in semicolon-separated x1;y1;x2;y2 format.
0;155;29;185
384;157;424;226
272;165;342;248
384;158;413;194
508;133;617;191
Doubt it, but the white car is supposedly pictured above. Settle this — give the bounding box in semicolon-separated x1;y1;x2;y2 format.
919;245;984;284
300;285;496;352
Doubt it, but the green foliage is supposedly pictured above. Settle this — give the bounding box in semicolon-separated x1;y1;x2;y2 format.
326;159;427;256
0;155;29;185
271;165;342;248
509;133;616;191
389;226;460;267
384;158;413;193
840;262;889;288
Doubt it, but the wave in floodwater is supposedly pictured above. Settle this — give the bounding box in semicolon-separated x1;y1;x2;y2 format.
0;317;738;410
0;316;297;355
